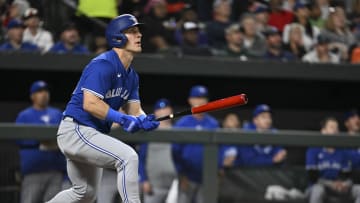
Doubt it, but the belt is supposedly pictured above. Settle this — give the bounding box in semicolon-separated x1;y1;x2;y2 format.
63;116;75;122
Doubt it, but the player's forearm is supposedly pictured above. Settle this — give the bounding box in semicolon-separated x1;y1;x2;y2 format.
83;96;110;120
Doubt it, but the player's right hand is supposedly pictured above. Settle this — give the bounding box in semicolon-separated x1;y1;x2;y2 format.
120;115;141;133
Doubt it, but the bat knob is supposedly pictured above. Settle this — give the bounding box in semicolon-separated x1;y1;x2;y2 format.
240;94;248;104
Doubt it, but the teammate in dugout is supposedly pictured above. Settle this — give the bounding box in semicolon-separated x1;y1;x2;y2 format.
16;81;66;203
47;14;160;203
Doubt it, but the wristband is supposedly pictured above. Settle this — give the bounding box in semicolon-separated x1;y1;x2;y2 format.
138;114;146;121
105;108;124;124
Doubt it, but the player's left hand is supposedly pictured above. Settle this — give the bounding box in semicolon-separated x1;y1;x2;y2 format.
138;114;160;131
122;115;141;133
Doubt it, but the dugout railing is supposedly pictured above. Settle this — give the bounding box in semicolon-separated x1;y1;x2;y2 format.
1;124;360;203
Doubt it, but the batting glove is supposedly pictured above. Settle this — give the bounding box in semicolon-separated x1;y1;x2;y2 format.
138;114;160;131
121;115;141;133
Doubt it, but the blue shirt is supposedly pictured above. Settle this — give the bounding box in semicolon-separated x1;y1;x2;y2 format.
263;50;296;62
16;107;65;175
350;148;360;169
64;50;140;133
49;42;89;54
171;114;219;183
306;148;351;180
0;42;39;52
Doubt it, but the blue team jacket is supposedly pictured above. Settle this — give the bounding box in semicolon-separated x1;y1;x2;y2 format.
49;42;89;54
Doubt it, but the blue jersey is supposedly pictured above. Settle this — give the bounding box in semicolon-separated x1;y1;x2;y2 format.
306;148;351;180
348;148;360;170
171;114;219;183
64;50;140;133
0;42;39;52
49;42;89;54
16;107;66;175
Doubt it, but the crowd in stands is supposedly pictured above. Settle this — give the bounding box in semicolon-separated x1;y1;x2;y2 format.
1;0;360;63
15;80;360;203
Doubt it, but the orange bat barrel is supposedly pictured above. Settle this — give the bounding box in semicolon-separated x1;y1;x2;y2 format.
191;94;248;114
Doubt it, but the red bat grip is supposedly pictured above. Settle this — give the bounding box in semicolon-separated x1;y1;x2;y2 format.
191;94;248;114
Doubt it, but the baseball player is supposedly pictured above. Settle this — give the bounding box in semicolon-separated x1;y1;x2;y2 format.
171;85;219;203
139;98;177;203
47;14;160;203
16;81;66;203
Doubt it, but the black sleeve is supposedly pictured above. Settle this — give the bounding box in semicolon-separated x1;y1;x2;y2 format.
307;169;319;184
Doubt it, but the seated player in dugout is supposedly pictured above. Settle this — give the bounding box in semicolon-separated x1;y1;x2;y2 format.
306;117;360;203
228;104;287;167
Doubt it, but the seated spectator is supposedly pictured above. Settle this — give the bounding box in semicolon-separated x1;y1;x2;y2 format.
236;104;287;167
141;0;175;53
49;23;89;54
263;27;296;62
348;0;360;41
267;0;294;32
240;13;266;57
253;6;273;33
221;113;241;167
344;110;360;135
350;45;360;64
283;3;320;51
302;35;340;63
215;23;249;60
22;8;53;53
321;6;356;59
206;0;232;49
0;19;39;52
317;0;331;20
178;21;212;56
306;117;360;203
308;2;326;29
2;0;29;27
282;23;307;59
222;113;241;130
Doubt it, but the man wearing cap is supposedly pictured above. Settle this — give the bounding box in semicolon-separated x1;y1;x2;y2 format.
240;14;267;57
179;21;212;56
263;27;296;62
0;19;39;52
302;34;340;63
236;104;287;167
172;85;219;203
138;98;177;203
15;81;66;203
49;23;89;54
22;8;53;53
253;6;273;33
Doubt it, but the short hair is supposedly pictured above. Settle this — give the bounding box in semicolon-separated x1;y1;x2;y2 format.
320;117;338;130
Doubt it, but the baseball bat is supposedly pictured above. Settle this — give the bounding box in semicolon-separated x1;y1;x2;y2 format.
156;94;248;121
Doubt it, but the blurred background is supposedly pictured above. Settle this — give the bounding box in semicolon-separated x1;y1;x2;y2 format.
0;0;360;202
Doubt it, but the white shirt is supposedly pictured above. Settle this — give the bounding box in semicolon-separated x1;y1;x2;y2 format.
23;28;53;53
302;50;340;64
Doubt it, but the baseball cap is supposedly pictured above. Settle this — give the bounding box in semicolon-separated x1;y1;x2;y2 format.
294;2;307;11
7;19;24;29
23;8;39;20
253;104;272;118
154;98;171;111
344;110;359;121
263;27;280;37
61;22;78;32
182;21;199;32
225;23;241;34
189;85;208;98
254;6;269;14
316;35;330;44
30;80;48;94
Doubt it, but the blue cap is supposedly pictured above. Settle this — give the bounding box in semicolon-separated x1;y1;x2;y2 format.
154;98;171;111
30;80;48;94
254;6;269;14
294;2;306;11
344;110;358;121
7;19;24;29
189;85;208;98
253;104;271;118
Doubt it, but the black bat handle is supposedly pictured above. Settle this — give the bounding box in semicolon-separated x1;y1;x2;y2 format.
155;109;192;121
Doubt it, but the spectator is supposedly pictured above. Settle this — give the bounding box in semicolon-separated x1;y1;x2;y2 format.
344;110;360;135
22;8;53;53
172;85;219;203
283;3;320;51
139;98;177;203
2;0;29;27
267;0;294;32
236;104;287;167
215;23;249;60
221;113;241;167
240;13;266;57
206;0;232;48
178;21;212;56
222;113;241;129
308;2;326;29
49;23;89;54
0;19;38;52
306;117;360;203
15;80;66;203
263;27;296;62
282;23;307;59
141;0;175;53
350;45;360;64
302;35;340;63
253;6;273;33
316;0;330;20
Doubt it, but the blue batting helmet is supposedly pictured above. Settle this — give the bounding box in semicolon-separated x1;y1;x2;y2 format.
106;14;143;48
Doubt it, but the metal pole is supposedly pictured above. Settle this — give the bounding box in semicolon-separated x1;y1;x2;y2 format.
203;143;218;203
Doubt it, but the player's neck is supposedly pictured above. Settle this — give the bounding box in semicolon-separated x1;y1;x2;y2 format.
113;48;133;69
32;104;47;111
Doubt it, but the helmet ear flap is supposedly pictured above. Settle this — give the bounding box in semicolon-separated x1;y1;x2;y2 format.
107;33;128;48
